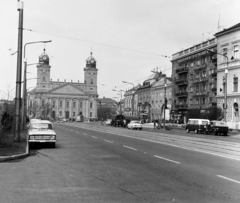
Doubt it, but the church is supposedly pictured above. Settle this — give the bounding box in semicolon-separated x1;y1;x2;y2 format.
28;49;98;121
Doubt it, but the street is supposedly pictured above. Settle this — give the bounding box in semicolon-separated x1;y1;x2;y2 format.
0;122;240;202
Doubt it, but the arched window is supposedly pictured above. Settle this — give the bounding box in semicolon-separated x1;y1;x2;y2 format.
234;103;239;120
90;78;93;84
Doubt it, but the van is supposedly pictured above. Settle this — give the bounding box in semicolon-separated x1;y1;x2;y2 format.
186;119;210;134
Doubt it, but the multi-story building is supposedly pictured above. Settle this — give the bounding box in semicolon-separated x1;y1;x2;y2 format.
171;38;218;123
135;71;164;121
151;76;172;120
214;22;240;129
28;50;98;120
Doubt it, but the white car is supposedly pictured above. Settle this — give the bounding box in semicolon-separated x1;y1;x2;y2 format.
28;120;56;148
127;120;142;130
105;119;112;125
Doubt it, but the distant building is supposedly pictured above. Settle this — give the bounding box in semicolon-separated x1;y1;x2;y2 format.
28;50;98;120
215;22;240;128
151;76;172;120
171;38;218;123
97;97;117;119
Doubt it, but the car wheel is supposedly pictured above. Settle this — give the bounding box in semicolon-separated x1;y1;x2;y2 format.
213;130;218;135
186;128;190;133
140;128;142;130
194;129;198;134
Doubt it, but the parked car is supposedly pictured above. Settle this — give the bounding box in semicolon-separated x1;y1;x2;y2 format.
127;120;142;130
28;120;56;148
105;119;112;125
186;118;210;134
205;120;229;136
111;114;125;127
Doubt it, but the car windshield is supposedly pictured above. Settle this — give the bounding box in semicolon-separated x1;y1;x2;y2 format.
31;123;53;130
132;121;140;124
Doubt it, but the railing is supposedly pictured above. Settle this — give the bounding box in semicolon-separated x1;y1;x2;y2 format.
192;77;208;83
194;63;207;70
212;87;217;92
176;67;189;74
175;92;188;97
175;78;188;85
192;91;208;96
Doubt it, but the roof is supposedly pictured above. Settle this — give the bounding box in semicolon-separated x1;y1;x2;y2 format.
215;22;240;37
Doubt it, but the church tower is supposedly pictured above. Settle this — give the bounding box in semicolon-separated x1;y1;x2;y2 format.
36;49;51;92
84;52;98;94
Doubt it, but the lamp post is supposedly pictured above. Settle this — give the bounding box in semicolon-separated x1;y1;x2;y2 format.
112;89;123;114
122;81;134;116
22;40;51;130
163;83;167;128
207;49;228;122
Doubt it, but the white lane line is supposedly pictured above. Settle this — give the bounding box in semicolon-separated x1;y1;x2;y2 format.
123;145;137;151
104;140;113;143
91;136;98;139
154;155;180;164
82;133;87;135
217;175;240;184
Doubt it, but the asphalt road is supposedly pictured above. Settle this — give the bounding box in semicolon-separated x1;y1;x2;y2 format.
0;122;240;203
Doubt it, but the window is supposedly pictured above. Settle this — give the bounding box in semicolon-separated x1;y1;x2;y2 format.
233;76;238;92
80;101;82;108
234;45;239;59
73;112;75;117
223;48;228;63
90;112;92;117
90;78;93;84
73;101;76;108
197;60;200;66
202;98;206;104
191;62;194;67
42;101;45;107
53;101;55;108
30;101;32;107
202;71;206;77
60;101;62;108
90;102;93;108
59;111;62;116
66;101;69;108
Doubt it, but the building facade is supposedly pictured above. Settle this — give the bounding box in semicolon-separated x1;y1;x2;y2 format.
215;23;240;129
28;50;98;120
171;38;218;123
151;76;172;120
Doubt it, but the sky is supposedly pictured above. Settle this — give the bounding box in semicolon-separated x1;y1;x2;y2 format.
1;0;240;101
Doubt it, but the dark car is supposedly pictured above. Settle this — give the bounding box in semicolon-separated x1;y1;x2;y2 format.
205;120;229;136
111;114;125;127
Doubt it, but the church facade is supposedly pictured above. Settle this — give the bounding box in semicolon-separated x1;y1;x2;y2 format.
28;50;98;121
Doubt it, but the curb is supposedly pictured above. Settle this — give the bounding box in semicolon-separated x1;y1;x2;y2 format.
0;136;29;162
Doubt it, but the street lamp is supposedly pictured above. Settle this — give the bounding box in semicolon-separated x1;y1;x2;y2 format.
22;40;52;130
207;49;228;122
112;89;123;114
163;83;167;128
122;81;134;116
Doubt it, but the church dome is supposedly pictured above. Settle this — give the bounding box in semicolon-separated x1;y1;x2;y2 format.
39;48;49;65
86;52;96;68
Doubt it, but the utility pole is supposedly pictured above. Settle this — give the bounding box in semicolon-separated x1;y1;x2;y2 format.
14;1;24;142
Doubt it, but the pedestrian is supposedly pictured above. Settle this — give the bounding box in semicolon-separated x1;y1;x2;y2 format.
101;118;104;125
153;120;156;129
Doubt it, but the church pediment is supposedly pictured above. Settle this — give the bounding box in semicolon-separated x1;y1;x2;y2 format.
48;83;87;95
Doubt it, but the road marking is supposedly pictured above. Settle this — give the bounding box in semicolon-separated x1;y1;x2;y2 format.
83;133;87;135
123;145;137;151
104;140;113;143
91;136;98;139
217;175;240;184
154;155;180;164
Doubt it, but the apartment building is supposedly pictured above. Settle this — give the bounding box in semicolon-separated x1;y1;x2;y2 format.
171;38;218;123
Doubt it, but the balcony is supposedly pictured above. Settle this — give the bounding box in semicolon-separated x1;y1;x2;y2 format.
175;78;188;86
192;77;208;84
176;67;189;74
175;104;188;109
175;91;188;97
192;91;208;97
194;63;207;71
